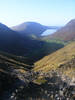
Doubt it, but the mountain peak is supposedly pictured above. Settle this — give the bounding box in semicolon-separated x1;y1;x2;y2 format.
0;23;6;27
22;21;42;25
11;21;48;36
66;19;75;26
0;23;10;31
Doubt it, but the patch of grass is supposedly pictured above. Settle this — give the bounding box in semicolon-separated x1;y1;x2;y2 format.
34;78;47;85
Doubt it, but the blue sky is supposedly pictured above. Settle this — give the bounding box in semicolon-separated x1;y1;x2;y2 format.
0;0;75;26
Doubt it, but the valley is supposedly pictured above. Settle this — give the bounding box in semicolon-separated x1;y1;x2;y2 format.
0;19;75;100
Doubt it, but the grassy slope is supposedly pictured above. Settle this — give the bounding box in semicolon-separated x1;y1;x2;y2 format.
34;41;75;75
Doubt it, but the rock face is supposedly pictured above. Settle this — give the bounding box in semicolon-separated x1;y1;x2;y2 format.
11;22;48;37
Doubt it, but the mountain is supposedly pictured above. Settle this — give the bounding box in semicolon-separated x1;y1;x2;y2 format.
34;41;75;77
46;19;75;41
11;22;49;37
0;23;27;55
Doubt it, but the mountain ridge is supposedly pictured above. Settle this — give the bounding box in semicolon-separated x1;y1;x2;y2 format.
45;19;75;41
11;22;48;36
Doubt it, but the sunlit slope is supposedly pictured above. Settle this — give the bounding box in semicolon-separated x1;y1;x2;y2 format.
46;19;75;41
34;42;75;72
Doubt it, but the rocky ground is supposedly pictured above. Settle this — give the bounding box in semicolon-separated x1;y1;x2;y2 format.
1;70;75;100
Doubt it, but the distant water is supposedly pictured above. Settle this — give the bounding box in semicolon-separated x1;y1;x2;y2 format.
42;29;57;36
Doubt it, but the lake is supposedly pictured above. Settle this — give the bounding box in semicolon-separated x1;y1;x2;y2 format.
42;29;58;36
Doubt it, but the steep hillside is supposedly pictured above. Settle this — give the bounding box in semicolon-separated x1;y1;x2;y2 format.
11;22;48;37
34;41;75;76
0;23;28;55
0;51;30;72
45;19;75;41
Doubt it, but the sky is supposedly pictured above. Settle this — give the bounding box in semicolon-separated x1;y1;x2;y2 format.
0;0;75;27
